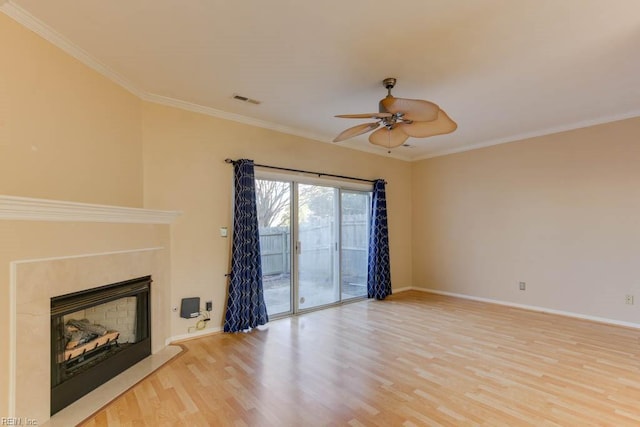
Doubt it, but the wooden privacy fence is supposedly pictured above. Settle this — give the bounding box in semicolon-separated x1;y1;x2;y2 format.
260;226;291;276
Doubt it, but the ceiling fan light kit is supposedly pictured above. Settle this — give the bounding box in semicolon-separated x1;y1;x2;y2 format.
333;78;457;150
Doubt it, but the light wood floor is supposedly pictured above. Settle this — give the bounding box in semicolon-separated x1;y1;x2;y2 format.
80;291;640;426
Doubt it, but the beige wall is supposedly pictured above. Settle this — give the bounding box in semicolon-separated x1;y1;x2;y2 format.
412;117;640;323
142;103;413;336
0;14;143;207
0;14;152;416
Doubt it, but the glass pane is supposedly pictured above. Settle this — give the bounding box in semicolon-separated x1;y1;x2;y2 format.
341;191;370;299
298;184;340;310
256;179;292;316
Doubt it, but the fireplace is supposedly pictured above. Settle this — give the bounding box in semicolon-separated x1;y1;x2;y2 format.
50;276;152;415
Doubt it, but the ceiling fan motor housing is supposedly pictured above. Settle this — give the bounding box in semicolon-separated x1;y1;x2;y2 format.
383;77;396;90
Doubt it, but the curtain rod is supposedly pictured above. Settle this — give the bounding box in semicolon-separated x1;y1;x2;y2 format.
224;158;382;184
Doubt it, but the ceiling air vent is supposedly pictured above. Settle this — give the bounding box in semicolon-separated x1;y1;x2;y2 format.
232;94;261;105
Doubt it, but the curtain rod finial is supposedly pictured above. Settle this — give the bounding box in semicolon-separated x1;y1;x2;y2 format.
225;158;234;164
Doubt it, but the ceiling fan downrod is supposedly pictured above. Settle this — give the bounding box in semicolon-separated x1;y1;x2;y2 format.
380;77;397;120
383;77;396;95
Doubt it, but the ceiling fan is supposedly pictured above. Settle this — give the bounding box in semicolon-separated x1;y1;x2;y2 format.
333;78;457;149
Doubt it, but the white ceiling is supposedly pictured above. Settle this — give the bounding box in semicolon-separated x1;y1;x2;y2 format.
4;0;640;160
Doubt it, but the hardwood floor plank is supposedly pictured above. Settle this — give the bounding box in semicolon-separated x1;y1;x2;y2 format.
80;291;640;426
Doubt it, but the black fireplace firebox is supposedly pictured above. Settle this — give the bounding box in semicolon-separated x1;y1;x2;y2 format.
50;276;152;415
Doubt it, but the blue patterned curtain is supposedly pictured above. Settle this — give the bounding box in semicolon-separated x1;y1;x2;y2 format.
367;179;392;300
224;159;269;332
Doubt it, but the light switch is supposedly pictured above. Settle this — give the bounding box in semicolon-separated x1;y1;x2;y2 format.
220;227;228;237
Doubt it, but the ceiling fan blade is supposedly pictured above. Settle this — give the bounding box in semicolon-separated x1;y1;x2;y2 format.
380;96;439;122
398;110;457;138
368;126;409;148
335;113;392;119
333;122;380;142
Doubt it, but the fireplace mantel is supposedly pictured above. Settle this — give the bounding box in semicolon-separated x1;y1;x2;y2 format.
0;195;181;224
4;194;179;423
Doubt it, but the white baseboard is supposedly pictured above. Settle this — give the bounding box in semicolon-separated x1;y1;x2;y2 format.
168;287;640;344
166;326;222;345
401;287;640;330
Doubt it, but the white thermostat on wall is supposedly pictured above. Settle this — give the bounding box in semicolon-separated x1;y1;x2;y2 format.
220;227;228;237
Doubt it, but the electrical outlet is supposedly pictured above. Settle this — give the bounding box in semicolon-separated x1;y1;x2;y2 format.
205;300;213;311
519;281;526;291
625;295;634;305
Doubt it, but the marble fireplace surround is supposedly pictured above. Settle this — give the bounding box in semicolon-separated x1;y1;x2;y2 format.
2;195;181;424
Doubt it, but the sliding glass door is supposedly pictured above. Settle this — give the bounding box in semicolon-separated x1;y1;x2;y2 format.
256;179;292;316
340;191;369;300
297;184;340;310
257;178;370;316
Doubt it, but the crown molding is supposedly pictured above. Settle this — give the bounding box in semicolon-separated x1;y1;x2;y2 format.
141;92;331;143
334;138;413;162
0;2;412;162
142;93;413;162
0;195;181;224
0;2;335;148
5;1;637;163
414;109;640;161
0;1;144;98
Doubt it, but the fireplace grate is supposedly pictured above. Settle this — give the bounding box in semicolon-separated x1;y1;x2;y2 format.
50;276;151;415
